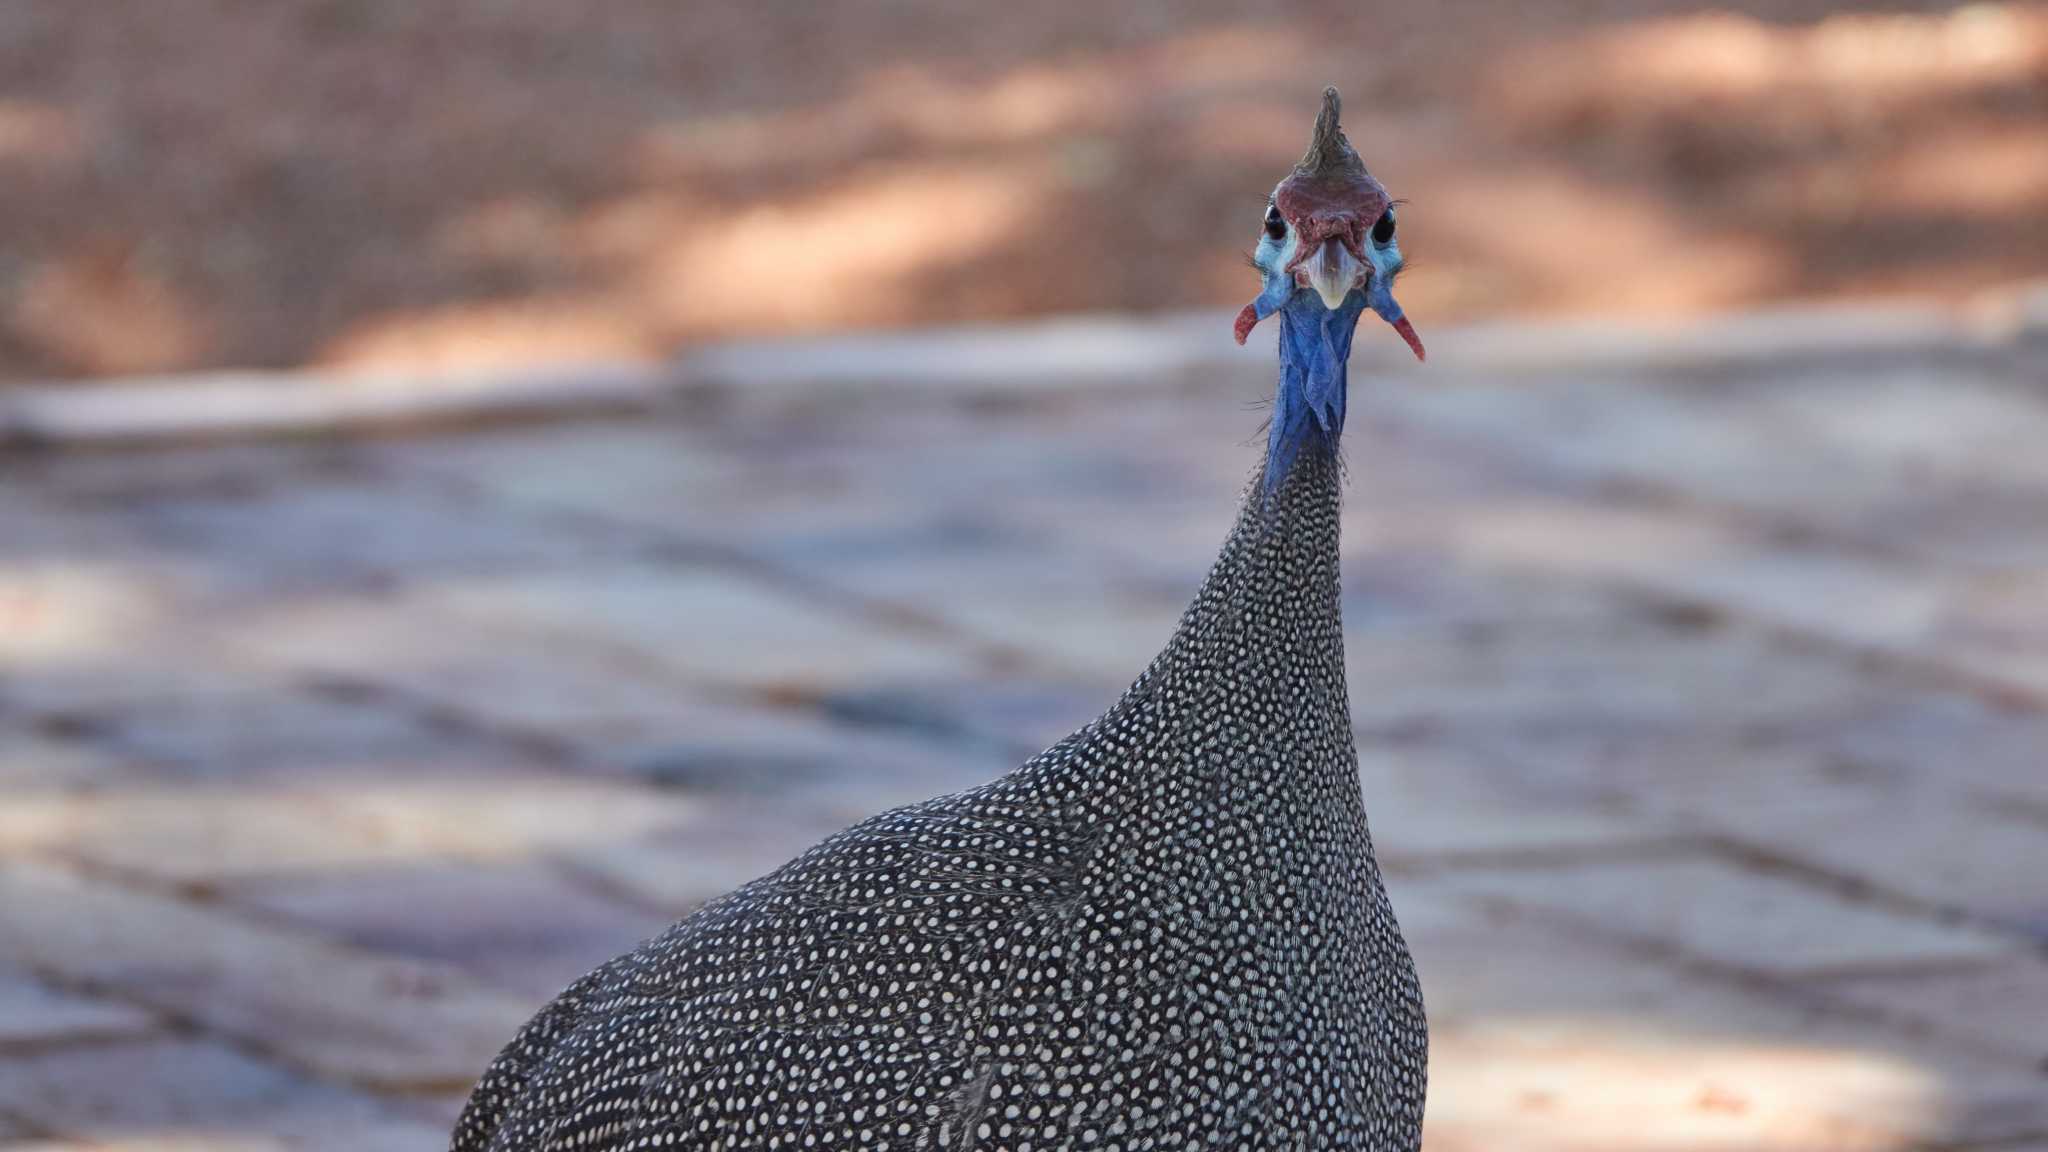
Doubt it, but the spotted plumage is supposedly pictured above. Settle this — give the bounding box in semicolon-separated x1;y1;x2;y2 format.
453;445;1425;1152
454;87;1427;1152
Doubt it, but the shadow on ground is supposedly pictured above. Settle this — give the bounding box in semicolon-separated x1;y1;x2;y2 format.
0;1;2042;379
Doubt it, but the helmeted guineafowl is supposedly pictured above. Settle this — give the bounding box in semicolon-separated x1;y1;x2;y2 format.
454;86;1429;1152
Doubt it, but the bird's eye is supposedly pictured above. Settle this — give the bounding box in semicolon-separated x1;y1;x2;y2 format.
1263;205;1286;242
1371;208;1396;246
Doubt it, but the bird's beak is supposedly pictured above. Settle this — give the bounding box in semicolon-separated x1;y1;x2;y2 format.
1303;238;1363;311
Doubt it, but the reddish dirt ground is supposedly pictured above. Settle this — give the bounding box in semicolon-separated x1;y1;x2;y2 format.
0;1;2043;381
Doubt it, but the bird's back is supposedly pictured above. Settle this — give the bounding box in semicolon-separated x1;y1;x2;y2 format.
453;771;1086;1151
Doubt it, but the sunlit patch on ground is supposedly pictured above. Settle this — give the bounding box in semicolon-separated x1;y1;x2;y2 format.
0;561;176;670
1427;1023;1944;1152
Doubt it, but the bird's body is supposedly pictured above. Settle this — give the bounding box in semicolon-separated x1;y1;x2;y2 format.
455;88;1428;1152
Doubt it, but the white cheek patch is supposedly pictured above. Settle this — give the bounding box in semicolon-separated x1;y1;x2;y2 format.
1256;182;1301;274
1257;228;1300;274
1367;239;1402;282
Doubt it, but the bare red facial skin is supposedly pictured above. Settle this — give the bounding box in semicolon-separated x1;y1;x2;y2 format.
1233;303;1260;346
1275;172;1389;280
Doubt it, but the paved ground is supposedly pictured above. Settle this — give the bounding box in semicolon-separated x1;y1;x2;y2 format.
1;307;2046;1150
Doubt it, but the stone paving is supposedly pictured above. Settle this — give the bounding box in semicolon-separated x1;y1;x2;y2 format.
1;308;2046;1150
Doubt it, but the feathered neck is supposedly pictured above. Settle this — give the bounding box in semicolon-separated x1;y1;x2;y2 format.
1161;439;1349;725
1032;437;1354;807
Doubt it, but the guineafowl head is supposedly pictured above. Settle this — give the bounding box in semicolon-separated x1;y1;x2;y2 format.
1235;87;1424;487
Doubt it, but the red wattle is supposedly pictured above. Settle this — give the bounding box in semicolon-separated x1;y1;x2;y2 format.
1392;315;1426;362
1233;303;1260;346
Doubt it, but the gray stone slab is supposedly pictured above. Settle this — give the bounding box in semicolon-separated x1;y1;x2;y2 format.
0;1037;443;1151
559;803;862;918
1698;791;2048;941
78;682;448;780
1756;370;2048;497
4;358;665;446
613;710;1019;820
1393;374;1905;517
1517;688;2048;940
1394;379;2048;701
4;770;695;887
0;969;154;1047
3;440;315;505
783;524;1186;679
1935;575;2048;697
1392;365;2048;552
222;590;715;748
1813;954;2048;1067
1356;746;1671;867
0;735;133;791
1664;546;1954;653
415;563;981;691
904;591;1182;682
129;474;639;596
1450;724;1868;824
0;552;214;696
1819;690;2048;805
1341;553;1633;638
1419;490;1957;655
1346;614;1879;747
0;861;531;1091
371;420;748;533
230;860;672;1001
1439;852;2017;977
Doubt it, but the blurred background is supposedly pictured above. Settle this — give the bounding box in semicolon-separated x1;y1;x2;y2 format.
0;0;2042;378
2;4;2047;1152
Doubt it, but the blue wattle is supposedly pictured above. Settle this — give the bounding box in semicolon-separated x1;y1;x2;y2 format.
1265;288;1368;492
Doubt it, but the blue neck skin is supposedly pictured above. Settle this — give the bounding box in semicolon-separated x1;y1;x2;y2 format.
1263;288;1368;492
1245;244;1410;494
